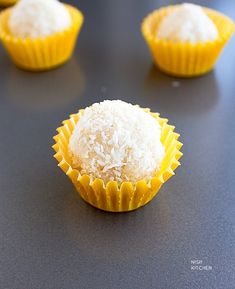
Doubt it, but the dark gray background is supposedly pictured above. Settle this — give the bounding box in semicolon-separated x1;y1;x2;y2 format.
0;1;234;288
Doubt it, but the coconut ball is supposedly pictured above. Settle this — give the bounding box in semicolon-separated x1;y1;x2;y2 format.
9;0;71;39
157;3;218;44
69;100;165;183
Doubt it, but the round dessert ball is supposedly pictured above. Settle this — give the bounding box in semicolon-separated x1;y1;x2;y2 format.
157;3;218;44
69;100;165;183
9;0;71;39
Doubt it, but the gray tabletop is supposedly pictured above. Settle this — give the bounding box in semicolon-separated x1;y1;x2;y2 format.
0;1;235;288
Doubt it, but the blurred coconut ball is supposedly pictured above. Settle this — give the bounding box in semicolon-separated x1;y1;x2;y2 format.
157;3;218;44
9;0;71;38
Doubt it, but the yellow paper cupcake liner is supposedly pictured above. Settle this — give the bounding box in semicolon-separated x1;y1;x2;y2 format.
0;4;84;71
142;5;235;77
0;0;17;6
52;109;183;212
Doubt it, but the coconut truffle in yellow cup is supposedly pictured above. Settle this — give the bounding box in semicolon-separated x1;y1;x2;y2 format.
52;100;183;212
0;0;84;71
142;3;235;77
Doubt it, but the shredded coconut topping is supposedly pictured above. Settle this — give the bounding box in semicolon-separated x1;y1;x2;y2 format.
9;0;71;39
157;3;218;44
69;100;165;183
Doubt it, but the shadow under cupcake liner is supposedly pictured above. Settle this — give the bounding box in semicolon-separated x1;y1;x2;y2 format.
5;57;86;112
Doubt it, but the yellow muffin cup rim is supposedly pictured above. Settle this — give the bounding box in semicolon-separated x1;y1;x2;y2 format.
52;109;183;191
